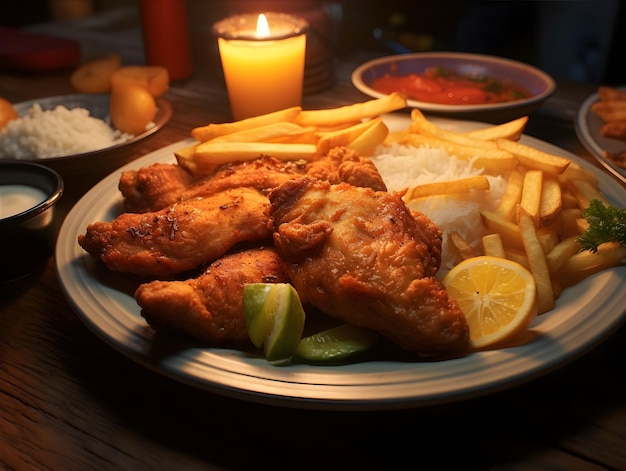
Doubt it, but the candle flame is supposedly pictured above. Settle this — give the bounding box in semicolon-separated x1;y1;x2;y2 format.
256;14;270;38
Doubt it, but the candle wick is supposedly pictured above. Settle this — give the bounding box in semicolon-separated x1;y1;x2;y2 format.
256;13;271;38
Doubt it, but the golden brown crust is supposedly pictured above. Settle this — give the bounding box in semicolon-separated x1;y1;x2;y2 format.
135;246;288;344
269;177;469;357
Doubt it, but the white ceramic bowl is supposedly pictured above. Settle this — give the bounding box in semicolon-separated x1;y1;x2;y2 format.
352;52;556;123
0;161;64;283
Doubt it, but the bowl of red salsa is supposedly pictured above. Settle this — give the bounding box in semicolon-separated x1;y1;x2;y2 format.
352;52;555;123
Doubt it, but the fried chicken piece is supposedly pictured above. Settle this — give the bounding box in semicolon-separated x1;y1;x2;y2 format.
78;187;271;278
305;146;387;192
118;147;386;213
269;178;469;357
119;163;197;213
135;246;289;344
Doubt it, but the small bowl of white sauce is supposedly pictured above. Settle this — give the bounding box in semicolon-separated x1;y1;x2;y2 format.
0;161;63;283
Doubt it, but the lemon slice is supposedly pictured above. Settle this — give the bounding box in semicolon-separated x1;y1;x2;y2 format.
295;323;379;362
442;256;538;350
243;283;306;365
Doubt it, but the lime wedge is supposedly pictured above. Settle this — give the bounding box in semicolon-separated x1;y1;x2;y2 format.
295;323;379;362
243;283;306;365
243;283;273;348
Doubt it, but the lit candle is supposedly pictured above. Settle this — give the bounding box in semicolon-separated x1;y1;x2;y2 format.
213;12;308;120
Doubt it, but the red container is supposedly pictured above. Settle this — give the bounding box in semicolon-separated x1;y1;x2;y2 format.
139;0;192;80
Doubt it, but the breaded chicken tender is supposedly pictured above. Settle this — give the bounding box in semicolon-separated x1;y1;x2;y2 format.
269;177;469;357
78;187;271;278
117;147;386;213
135;246;288;344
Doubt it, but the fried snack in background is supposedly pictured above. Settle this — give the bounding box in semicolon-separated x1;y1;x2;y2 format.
591;86;626;141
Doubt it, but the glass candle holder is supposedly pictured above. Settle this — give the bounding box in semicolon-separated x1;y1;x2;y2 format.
213;12;308;120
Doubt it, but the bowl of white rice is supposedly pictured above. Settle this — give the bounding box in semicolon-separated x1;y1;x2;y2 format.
0;93;171;197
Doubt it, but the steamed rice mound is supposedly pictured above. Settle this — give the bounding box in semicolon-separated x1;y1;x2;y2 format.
0;104;132;159
372;143;507;275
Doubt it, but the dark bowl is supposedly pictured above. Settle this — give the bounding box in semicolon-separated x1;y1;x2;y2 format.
7;93;171;197
0;161;64;283
352;52;556;123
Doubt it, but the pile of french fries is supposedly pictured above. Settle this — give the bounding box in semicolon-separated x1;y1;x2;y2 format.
175;92;407;175
385;108;625;314
180;94;625;317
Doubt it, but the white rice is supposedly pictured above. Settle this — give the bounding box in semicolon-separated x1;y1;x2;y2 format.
372;142;507;276
0;104;133;159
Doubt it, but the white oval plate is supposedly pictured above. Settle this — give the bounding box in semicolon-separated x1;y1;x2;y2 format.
55;116;626;410
575;86;626;184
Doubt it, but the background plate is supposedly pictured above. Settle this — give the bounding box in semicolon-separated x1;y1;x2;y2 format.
55;116;626;410
575;86;626;183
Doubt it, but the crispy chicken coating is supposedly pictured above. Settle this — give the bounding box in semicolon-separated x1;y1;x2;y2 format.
118;147;386;213
269;177;469;357
135;246;288;344
119;162;196;213
78;187;271;278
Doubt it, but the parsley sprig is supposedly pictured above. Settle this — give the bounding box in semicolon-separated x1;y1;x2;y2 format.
577;199;626;252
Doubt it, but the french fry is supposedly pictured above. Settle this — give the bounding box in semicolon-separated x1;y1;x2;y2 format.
517;207;554;314
410;108;498;149
560;189;579;209
575;217;590;234
520;169;543;227
405;134;518;172
449;230;477;261
539;173;562;226
495;138;571;175
494;166;524;221
536;227;559;254
566;178;611;209
560;208;584;237
268;126;319;144
384;128;411;145
404;175;490;201
191;106;302;142
558;161;599;187
504;248;530;270
480;210;524;249
294;93;407;127
174;143;199;174
347;118;389;156
545;236;581;273
482;233;505;258
210;121;308;143
557;241;626;286
193;141;317;166
316;118;382;155
462;116;528;141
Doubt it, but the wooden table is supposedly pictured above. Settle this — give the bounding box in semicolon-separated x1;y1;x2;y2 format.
1;39;625;470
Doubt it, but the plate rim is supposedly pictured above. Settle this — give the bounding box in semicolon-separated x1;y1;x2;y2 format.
55;116;626;410
574;86;626;184
9;93;171;162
